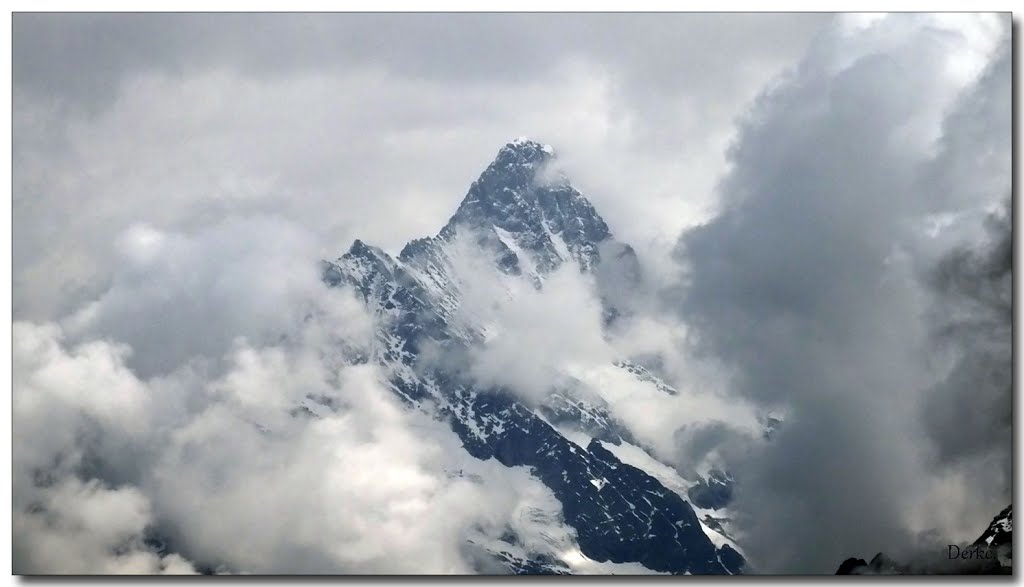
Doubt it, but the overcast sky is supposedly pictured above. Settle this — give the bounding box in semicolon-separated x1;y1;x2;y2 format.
12;12;1012;575
13;13;830;321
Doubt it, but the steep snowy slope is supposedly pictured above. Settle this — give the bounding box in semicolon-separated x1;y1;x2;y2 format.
320;139;744;574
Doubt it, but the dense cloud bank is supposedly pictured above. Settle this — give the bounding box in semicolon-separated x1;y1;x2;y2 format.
13;219;582;574
673;14;1010;572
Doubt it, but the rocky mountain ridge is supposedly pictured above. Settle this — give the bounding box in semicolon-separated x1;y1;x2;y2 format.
320;139;743;574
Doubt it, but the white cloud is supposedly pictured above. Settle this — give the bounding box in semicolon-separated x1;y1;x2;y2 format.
14;477;196;575
62;216;374;378
460;261;613;405
145;355;552;574
442;234;762;473
13;321;194;574
12;219;592;574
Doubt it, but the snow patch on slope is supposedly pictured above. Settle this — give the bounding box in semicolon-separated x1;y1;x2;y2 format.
596;439;744;557
693;506;745;557
556;426;594;451
598;440;694;498
559;548;666;575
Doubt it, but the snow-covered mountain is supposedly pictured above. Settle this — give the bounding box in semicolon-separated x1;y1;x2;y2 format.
320;138;744;574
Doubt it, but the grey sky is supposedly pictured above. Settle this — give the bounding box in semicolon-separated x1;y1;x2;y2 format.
13;12;828;321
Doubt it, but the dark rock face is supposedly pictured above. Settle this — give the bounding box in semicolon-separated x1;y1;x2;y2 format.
687;469;734;510
717;544;745;575
835;557;868;575
438;139;611;275
834;552;913;575
321;139;739;574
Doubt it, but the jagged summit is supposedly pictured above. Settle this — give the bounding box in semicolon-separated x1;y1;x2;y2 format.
461;138;556;200
341;139;634;285
449;138;562;216
429;139;612;274
501;136;556;160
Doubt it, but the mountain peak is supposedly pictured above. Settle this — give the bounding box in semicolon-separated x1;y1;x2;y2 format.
435;139;611;273
505;136;555;156
484;138;556;182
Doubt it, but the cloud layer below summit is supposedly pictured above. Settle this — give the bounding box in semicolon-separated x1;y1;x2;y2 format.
14;219;583;574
